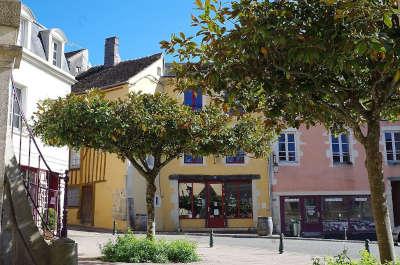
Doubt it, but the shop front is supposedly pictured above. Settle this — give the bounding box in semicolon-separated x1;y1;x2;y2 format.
280;195;374;239
176;175;256;230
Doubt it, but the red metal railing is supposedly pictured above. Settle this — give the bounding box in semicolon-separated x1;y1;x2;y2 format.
11;76;69;239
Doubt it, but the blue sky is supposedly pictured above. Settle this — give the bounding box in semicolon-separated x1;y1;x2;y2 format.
22;0;197;65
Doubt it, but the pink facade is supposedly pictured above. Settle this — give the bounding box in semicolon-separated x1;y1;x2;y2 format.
271;122;400;238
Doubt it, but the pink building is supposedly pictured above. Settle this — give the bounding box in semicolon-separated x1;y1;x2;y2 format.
271;122;400;238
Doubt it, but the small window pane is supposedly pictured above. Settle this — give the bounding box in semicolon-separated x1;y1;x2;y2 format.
332;143;340;153
225;183;238;218
238;182;252;218
278;134;285;142
342;144;349;153
343;154;350;163
341;134;349;143
395;132;400;142
331;135;339;143
179;183;192;218
67;187;80;207
184;154;203;164
192;183;206;219
279;143;286;152
386;142;393;151
287;134;294;142
385;133;392;141
333;155;341;163
387;153;394;161
288;143;295;152
288;152;296;161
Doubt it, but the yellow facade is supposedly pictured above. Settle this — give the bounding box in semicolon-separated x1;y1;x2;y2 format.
67;78;271;232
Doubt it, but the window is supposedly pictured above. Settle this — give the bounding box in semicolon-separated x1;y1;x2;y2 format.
179;182;207;219
278;133;296;162
183;89;202;110
52;40;61;67
18;18;29;48
224;182;252;218
183;154;203;164
323;197;348;221
12;87;23;129
331;133;350;164
70;149;80;169
226;150;245;164
67;186;80;207
385;131;400;163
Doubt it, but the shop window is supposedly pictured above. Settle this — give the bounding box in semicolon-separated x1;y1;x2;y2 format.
331;133;351;164
384;131;400;164
349;197;373;221
224;182;252;218
278;133;296;162
178;182;206;219
226;150;245;164
183;154;203;164
323;197;348;221
67;186;80;207
283;198;300;232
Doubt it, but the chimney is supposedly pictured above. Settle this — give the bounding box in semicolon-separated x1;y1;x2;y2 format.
104;36;121;67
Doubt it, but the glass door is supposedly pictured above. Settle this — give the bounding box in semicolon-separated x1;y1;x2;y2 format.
207;183;225;228
301;196;322;236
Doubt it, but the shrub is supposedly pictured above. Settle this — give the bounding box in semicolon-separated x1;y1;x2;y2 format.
101;233;200;263
312;251;400;265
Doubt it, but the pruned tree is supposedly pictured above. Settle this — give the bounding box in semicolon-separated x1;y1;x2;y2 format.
162;0;400;261
33;90;272;239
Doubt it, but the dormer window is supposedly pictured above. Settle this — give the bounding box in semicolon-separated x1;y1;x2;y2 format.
52;40;61;67
18;18;29;48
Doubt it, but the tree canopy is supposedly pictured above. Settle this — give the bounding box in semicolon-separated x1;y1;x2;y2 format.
33;90;273;238
162;0;400;261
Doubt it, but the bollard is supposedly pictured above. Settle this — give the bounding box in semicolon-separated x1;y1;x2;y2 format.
112;220;117;235
344;227;347;241
365;239;370;253
209;229;214;248
279;233;284;254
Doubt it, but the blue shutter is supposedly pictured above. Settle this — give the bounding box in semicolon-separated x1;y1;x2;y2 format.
194;88;202;110
184;90;193;107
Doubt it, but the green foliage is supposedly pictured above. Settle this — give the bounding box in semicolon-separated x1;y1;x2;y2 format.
42;208;57;231
34;90;273;179
312;251;400;265
34;90;273;239
100;233;200;263
163;0;400;261
163;0;400;133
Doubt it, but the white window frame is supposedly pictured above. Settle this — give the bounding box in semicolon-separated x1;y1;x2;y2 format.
384;131;400;164
277;132;297;163
11;86;26;130
69;149;81;169
18;18;30;49
330;133;351;164
52;38;62;67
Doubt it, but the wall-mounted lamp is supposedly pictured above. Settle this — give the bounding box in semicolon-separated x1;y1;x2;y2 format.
272;153;279;174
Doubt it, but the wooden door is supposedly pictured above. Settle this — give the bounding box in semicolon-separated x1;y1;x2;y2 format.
392;181;400;226
80;185;94;225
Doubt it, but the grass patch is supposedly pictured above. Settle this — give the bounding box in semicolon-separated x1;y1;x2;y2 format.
312;250;400;265
100;232;200;263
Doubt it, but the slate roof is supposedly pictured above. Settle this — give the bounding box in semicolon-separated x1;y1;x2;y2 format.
65;49;85;59
72;53;162;93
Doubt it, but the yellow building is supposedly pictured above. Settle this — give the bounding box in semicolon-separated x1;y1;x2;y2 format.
66;38;271;232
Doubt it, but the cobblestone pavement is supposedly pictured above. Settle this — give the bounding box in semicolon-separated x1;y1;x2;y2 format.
70;230;400;265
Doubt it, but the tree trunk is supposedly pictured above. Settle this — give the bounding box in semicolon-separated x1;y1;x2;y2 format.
363;120;395;263
145;180;157;240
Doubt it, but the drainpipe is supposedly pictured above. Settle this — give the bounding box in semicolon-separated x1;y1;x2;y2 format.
268;154;274;231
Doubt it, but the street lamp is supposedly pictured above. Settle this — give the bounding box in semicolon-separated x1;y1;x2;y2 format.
273;153;279;174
